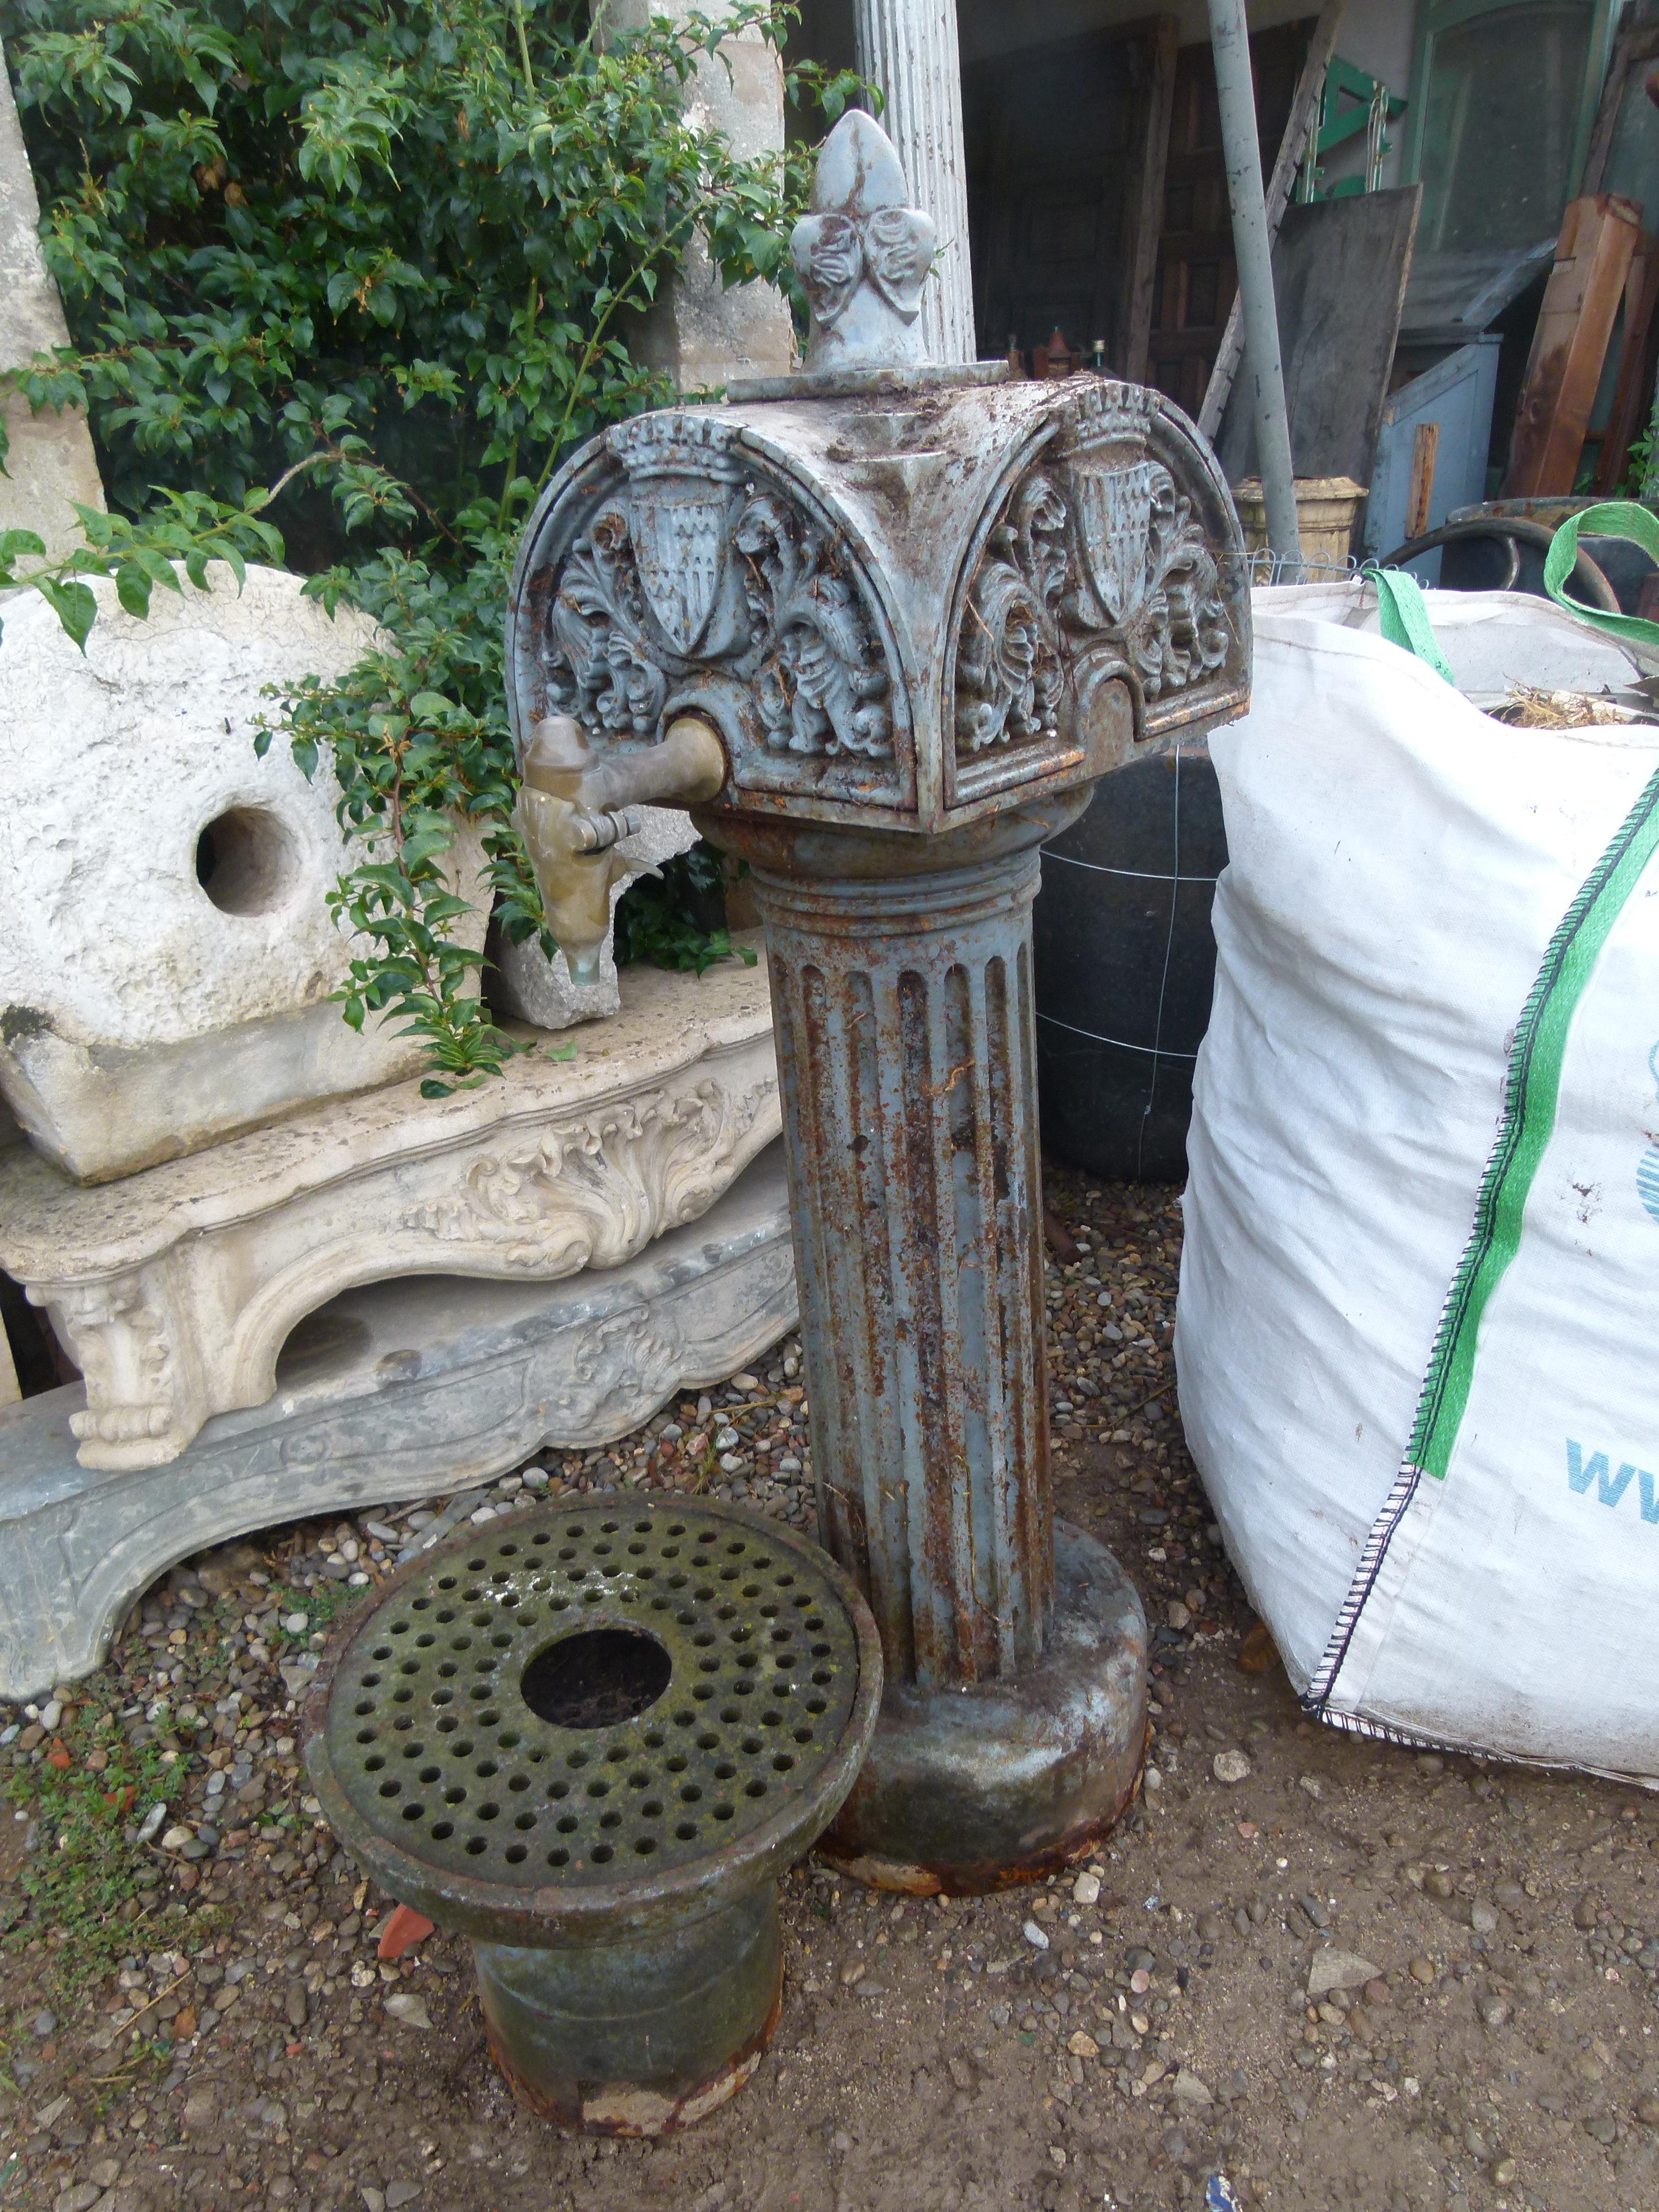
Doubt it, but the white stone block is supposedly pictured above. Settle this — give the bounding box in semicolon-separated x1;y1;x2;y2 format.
0;561;489;1180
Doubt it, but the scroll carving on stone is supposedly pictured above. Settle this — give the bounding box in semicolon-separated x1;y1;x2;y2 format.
48;1280;179;1459
400;1073;777;1274
548;1309;687;1433
540;417;895;770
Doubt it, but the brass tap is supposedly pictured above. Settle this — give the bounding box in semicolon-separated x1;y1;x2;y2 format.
513;713;728;985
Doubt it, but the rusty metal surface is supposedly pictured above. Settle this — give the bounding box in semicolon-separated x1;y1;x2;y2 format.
820;1519;1148;1895
485;1967;784;2136
750;832;1056;1692
475;1887;783;2135
303;1496;882;1947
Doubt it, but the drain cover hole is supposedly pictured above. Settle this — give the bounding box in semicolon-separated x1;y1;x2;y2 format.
520;1627;672;1729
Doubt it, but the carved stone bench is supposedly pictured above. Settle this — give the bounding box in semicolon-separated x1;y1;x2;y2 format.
0;952;778;1471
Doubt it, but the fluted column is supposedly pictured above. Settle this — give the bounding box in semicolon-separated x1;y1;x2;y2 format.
753;846;1051;1693
851;0;976;365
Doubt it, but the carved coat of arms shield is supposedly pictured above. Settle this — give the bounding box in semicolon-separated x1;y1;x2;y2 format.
630;477;732;656
1073;457;1155;629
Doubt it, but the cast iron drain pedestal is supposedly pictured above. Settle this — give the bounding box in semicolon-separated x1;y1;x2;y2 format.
305;1496;881;2134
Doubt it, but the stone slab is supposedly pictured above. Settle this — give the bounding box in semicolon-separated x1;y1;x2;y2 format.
0;32;106;561
0;1146;798;1701
0;561;491;1180
0;949;778;1470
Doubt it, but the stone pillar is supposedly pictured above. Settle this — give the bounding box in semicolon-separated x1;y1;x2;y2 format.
600;0;795;388
0;36;104;560
851;0;976;365
757;839;1052;1693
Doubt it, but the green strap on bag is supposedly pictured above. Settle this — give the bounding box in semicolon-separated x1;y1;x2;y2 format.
1360;561;1456;684
1542;499;1659;652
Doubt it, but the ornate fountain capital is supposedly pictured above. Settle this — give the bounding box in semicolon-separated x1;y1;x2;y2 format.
790;109;937;375
507;376;1248;844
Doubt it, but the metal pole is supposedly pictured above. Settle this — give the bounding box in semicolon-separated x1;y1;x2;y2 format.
1207;0;1302;565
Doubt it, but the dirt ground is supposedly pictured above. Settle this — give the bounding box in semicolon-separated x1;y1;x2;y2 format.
5;1166;1659;2212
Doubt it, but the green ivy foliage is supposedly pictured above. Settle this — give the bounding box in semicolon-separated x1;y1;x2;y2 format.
0;0;855;1090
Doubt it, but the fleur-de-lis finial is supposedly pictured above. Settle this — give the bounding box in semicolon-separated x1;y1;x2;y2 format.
791;109;936;374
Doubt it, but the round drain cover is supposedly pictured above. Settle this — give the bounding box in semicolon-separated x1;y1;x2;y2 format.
305;1496;881;1941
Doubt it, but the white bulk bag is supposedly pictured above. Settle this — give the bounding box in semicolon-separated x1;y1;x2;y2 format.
1175;607;1659;1779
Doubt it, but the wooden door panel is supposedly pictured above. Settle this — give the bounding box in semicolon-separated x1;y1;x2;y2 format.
964;16;1178;378
1148;20;1314;411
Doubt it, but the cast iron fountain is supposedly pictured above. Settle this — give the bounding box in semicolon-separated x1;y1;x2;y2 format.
505;110;1249;1892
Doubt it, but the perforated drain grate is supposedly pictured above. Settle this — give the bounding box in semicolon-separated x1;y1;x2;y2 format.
322;1499;863;1887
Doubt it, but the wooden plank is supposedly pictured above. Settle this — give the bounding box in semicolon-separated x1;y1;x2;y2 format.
1592;229;1659;492
1504;194;1643;497
1215;185;1421;491
1406;421;1441;539
1196;0;1346;442
1124;17;1181;382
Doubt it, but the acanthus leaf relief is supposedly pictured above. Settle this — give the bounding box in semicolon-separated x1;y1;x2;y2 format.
952;385;1235;765
954;472;1068;755
1061;382;1232;707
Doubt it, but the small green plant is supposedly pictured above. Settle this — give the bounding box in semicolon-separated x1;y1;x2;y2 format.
1;0;860;1089
614;845;759;977
266;1581;350;1645
1;1708;173;2013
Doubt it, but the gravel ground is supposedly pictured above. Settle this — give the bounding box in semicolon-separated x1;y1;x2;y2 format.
4;1168;1659;2212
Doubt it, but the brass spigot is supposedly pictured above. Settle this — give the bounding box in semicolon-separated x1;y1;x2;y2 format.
513;712;727;985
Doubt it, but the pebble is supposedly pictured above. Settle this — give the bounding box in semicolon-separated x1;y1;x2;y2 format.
53;2186;101;2212
385;2185;422;2209
1307;1950;1380;1998
1171;2068;1214;2106
1213;1750;1251;1784
1023;1921;1050;1950
1408;1956;1437;1984
1067;2031;1099;2058
1470;1902;1498;1935
1073;1871;1101;1906
383;1992;432;2030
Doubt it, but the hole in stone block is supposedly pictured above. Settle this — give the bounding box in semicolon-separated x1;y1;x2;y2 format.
520;1627;671;1730
195;805;303;916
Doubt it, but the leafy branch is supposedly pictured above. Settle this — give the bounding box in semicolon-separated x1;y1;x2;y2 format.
0;0;856;1082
